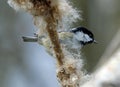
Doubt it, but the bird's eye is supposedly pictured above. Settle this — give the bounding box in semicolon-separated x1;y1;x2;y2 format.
89;34;92;37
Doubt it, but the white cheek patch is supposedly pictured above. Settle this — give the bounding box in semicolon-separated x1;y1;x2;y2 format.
73;31;92;42
74;32;84;41
84;34;92;42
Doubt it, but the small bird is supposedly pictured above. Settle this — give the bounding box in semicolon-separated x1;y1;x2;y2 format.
22;26;97;56
22;26;97;49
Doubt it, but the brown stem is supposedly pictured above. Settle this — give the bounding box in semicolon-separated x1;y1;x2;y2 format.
45;16;64;66
40;2;64;66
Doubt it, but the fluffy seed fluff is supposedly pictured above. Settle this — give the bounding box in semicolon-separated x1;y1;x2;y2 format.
8;0;81;36
8;0;89;87
38;31;90;86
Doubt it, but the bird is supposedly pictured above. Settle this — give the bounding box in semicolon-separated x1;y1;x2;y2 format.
22;26;97;53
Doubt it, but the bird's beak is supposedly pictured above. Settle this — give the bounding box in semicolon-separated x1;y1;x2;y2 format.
93;40;98;44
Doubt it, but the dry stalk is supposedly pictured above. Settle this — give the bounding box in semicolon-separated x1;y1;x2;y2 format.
8;0;83;87
45;16;64;66
32;0;65;66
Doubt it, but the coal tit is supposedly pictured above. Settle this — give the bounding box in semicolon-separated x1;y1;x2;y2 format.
22;26;96;48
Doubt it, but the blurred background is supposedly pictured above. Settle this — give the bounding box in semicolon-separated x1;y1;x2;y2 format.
0;0;120;87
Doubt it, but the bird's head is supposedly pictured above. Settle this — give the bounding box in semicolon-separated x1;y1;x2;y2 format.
70;27;97;45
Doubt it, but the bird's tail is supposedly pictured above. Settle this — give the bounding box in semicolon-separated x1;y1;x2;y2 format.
22;36;38;42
